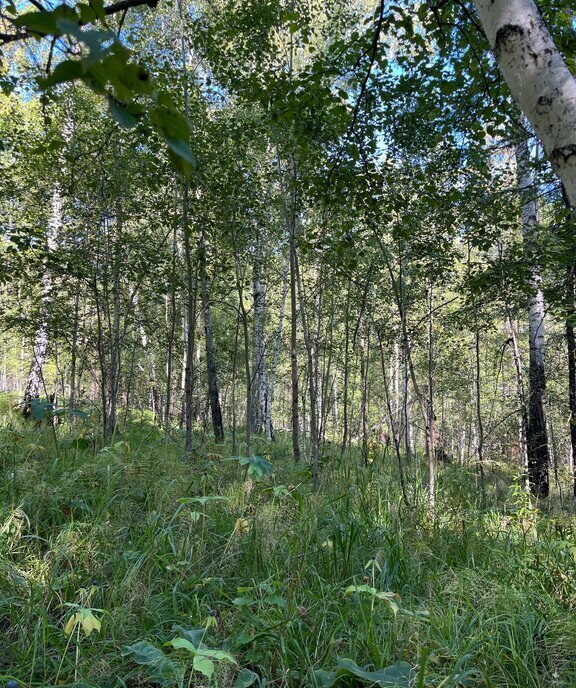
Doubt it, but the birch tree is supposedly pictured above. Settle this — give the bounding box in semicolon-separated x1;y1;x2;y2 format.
515;137;550;497
473;0;576;206
23;182;60;413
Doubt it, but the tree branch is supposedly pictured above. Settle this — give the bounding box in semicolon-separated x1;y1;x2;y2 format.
1;0;159;45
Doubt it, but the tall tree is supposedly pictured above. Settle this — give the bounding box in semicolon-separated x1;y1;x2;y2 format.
23;182;59;413
250;228;266;435
199;231;224;442
516;137;550;497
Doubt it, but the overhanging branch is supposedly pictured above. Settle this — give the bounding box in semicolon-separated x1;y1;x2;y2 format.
1;0;159;45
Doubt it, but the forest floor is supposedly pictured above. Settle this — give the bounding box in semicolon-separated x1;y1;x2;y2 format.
2;396;576;687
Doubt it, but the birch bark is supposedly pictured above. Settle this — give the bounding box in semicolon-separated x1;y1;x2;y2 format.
23;183;60;411
473;0;576;205
515;138;550;497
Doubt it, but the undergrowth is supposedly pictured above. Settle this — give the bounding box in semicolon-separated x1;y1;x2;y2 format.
1;395;576;687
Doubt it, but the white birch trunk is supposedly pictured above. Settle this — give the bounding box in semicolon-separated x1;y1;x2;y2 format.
515;137;550;496
24;183;60;406
473;0;576;205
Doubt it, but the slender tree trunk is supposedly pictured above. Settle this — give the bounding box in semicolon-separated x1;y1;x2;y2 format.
474;328;486;502
294;250;319;490
266;258;288;440
392;340;400;432
179;300;188;430
234;251;252;455
104;217;122;441
402;341;411;462
24;183;60;413
182;186;197;454
319;302;335;446
134;294;158;420
232;308;241;455
94;210;122;442
199;232;224;442
427;286;436;512
506;311;529;472
360;321;369;466
375;327;410;507
516;139;550;497
377;233;435;504
566;265;576;498
179;0;196;455
1;332;7;392
69;285;80;411
250;229;266;434
94;265;107;439
341;281;351;455
398;254;412;463
314;268;324;448
289;216;300;463
165;224;178;431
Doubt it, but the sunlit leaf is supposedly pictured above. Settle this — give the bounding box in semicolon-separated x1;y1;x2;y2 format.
193;655;214;678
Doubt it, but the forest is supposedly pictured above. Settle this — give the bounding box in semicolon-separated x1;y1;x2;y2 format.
1;0;576;685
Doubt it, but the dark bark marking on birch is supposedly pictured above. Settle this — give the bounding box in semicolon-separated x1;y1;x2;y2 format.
551;145;576;165
536;95;553;114
494;24;524;53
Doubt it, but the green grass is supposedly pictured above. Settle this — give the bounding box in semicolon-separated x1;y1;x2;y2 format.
2;396;576;687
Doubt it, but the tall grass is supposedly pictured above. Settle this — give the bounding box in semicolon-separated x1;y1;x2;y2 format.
1;396;576;686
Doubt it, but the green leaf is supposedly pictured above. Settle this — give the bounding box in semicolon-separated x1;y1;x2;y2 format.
88;0;105;21
40;59;84;88
121;641;167;663
344;584;376;596
29;398;53;421
232;595;255;607
233;668;259;688
68;408;88;419
226;455;273;479
311;669;337;688
248;455;273;478
262;595;287;607
55;17;84;38
121;641;183;687
14;10;58;35
164;136;197;167
171;625;206;648
109;99;138;128
151;106;190;138
193;655;214;678
78;3;97;24
169;637;196;653
312;659;414;688
198;649;237;663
